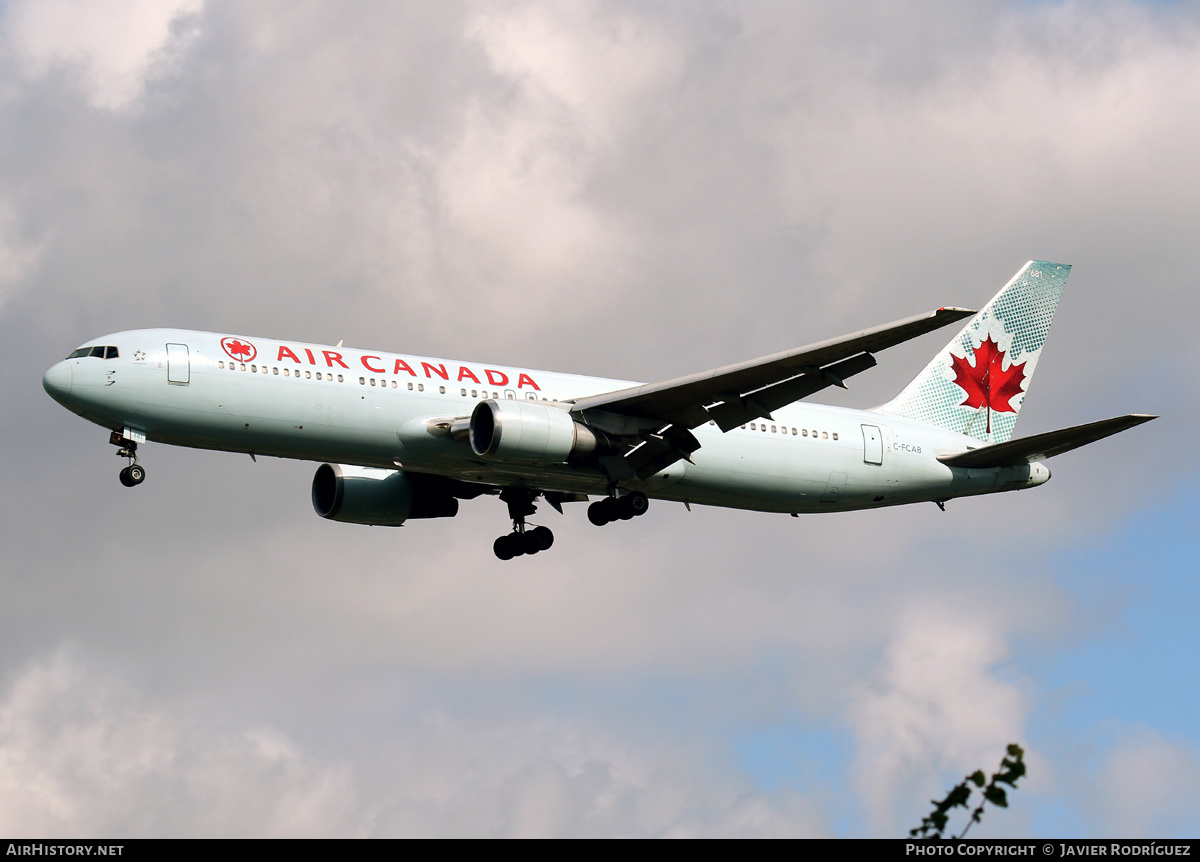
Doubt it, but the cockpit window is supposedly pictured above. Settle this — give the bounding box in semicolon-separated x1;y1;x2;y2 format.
67;346;119;359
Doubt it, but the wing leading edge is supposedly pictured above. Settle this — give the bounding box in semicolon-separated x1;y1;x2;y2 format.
568;306;976;481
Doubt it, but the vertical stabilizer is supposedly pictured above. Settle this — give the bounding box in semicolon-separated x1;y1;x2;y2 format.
875;261;1070;444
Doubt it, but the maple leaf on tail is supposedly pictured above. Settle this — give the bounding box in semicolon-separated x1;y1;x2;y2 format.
950;334;1027;434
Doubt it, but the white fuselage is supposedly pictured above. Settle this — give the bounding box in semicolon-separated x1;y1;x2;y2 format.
42;329;1049;514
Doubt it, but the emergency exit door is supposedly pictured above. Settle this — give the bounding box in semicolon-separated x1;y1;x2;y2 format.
166;343;190;384
861;424;883;465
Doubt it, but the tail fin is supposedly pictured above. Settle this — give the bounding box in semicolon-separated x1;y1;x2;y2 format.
875;260;1070;444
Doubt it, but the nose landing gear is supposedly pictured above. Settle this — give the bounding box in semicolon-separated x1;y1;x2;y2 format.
111;431;145;487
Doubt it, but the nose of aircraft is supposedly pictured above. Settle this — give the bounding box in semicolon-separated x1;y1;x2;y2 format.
42;361;73;403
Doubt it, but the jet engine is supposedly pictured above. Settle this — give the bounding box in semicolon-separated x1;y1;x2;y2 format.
468;399;607;462
311;464;459;526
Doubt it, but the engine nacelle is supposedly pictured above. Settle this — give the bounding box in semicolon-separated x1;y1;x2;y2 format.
311;464;459;526
469;399;603;462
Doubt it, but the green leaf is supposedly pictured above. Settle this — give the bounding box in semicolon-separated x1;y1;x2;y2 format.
983;786;1008;808
969;770;986;787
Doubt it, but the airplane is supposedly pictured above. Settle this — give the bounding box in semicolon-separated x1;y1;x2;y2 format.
42;260;1154;560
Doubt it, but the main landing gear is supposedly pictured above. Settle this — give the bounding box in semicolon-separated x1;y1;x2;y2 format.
587;490;649;526
493;489;555;561
111;431;145;487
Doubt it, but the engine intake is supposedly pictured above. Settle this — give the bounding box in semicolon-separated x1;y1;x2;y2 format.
469;399;606;462
312;464;459;526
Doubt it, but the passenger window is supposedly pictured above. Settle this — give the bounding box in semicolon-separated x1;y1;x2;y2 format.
802;429;808;437
750;423;756;430
822;431;828;439
218;361;225;369
370;378;376;386
240;364;247;371
471;389;477;398
284;368;290;376
251;365;257;372
407;382;413;390
339;375;345;383
316;372;323;380
526;392;536;400
359;377;365;384
832;432;838;440
461;388;467;396
390;380;396;388
771;425;777;433
418;384;424;392
439;386;446;394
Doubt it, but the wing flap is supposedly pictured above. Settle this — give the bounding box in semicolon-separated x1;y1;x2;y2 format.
937;414;1157;468
569;307;974;426
705;352;879;432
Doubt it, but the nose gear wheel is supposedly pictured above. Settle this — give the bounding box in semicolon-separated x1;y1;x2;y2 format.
111;433;146;487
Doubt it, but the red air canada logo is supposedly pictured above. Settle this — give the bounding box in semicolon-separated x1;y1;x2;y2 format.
221;337;257;363
950;334;1027;434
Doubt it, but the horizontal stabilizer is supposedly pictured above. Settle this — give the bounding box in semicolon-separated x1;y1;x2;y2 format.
937;414;1157;468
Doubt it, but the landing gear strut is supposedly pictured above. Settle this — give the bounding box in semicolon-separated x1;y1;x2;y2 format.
111;431;145;487
493;489;555;561
587;490;648;526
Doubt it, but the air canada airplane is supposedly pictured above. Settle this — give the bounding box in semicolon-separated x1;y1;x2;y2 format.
44;261;1153;559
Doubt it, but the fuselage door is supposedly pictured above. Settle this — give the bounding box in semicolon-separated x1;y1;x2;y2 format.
166;343;190;385
861;424;883;465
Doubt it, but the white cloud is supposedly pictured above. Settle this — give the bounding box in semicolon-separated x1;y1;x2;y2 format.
0;652;828;837
0;653;360;837
1087;730;1200;837
3;0;203;111
850;605;1027;835
0;200;42;311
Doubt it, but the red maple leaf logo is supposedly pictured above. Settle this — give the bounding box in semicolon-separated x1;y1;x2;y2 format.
950;334;1026;434
221;337;256;362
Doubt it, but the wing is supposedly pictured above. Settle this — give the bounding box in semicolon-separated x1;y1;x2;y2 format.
568;306;976;481
936;414;1157;468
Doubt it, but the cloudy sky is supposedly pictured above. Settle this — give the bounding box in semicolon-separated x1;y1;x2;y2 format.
2;0;1198;838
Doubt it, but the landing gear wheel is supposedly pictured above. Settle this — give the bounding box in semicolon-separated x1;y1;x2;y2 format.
119;465;145;487
494;534;518;561
521;531;542;555
529;526;554;551
588;500;611;526
624;491;649;517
